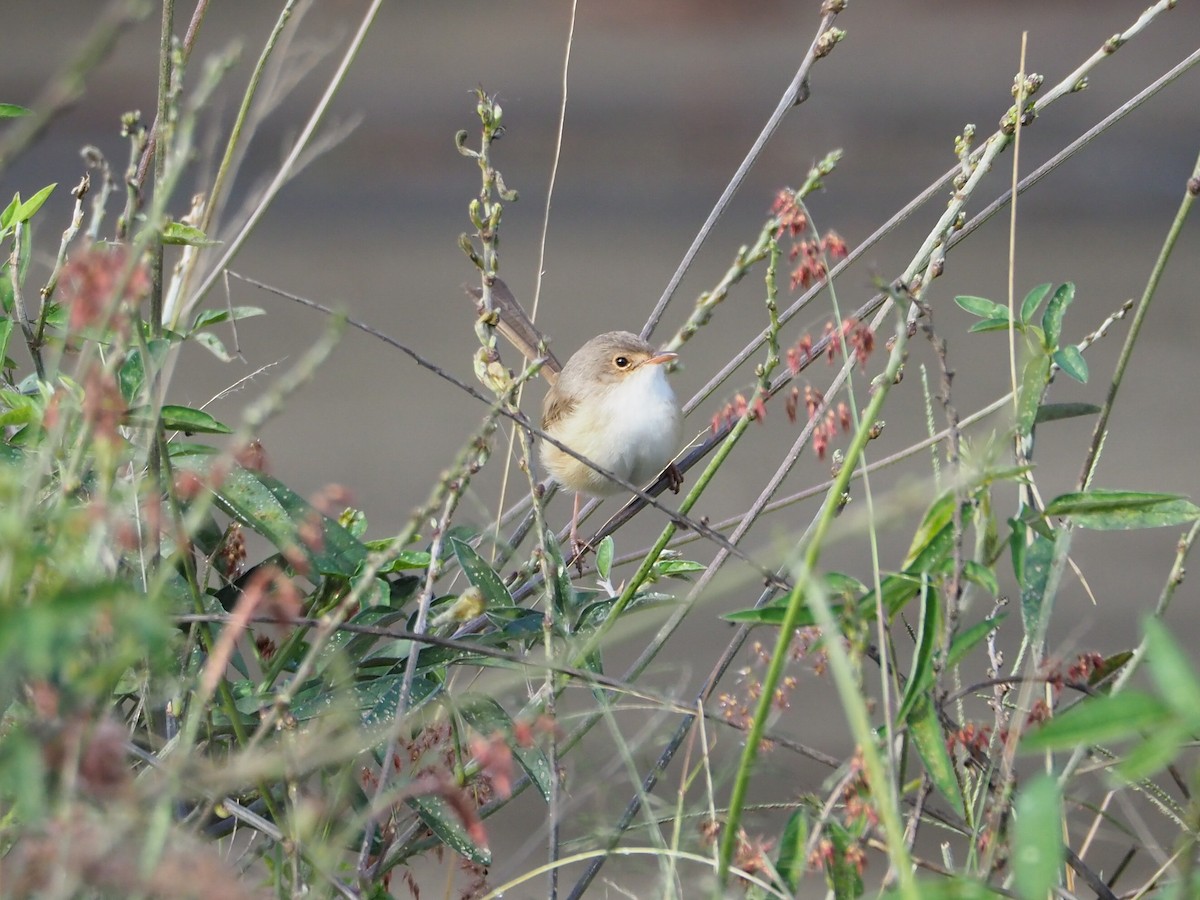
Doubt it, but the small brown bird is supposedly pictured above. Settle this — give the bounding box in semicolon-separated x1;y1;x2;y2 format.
468;279;683;550
541;331;682;549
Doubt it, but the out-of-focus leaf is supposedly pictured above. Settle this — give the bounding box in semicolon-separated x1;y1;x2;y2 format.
1116;720;1190;782
1053;345;1088;383
954;295;1010;320
457;694;553;803
1143;617;1200;719
649;558;705;579
821;820;864;899
451;537;514;610
189;306;265;331
896;579;939;724
1016;352;1051;438
1019;283;1053;324
1018;529;1055;638
968;317;1014;334
908;695;966;820
1020;691;1172;751
946;615;1004;669
358;674;438;726
775;808;810;893
1088;650;1132;690
595;535;614;581
191;330;232;361
407;794;491;866
1034;402;1100;424
1013;774;1064;900
960;560;998;596
14;184;56;223
117;339;169;403
904;491;956;569
882;880;1004;899
161;221;219;246
1044;490;1199;530
0;317;12;365
176;454;368;578
1041;282;1075;350
124;404;232;434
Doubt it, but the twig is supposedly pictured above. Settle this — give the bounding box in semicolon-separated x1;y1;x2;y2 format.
229;270;789;590
0;0;148;172
640;2;843;339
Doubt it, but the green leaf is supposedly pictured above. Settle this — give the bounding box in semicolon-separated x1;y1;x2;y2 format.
896;578;939;724
457;695;554;803
451;537;514;611
117;339;169;403
1013;774;1064;900
407;794;491;866
968;317;1015;334
883;880;1005;899
1019;283;1053;324
124;404;232;434
960;560;998;597
824;572;868;599
0;195;18;232
189;306;265;331
14;183;56;223
775;808;810;892
358;674;439;726
1052;345;1088;383
908;694;967;819
176;454;368;578
161;221;220;246
0;103;32;119
1040;282;1075;350
821;821;864;899
1018;530;1054;638
1143;617;1200;721
1020;691;1172;751
595;535;614;581
191;330;232;361
1045;490;1199;530
649;558;705;579
374;548;432;572
1034;402;1100;424
954;295;1010;321
903;490;956;570
0;317;12;367
1016;352;1051;438
1115;720;1190;782
946;615;1004;669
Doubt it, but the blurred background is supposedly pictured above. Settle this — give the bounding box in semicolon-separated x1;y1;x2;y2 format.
3;0;1198;892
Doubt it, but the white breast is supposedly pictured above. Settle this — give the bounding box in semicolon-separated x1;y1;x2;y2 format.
592;364;682;488
546;364;681;495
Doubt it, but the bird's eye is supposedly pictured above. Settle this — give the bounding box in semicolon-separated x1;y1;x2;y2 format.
614;356;630;368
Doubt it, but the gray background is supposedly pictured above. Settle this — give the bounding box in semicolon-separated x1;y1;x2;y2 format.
4;1;1198;893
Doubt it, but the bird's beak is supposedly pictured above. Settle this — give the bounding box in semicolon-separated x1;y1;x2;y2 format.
644;351;678;367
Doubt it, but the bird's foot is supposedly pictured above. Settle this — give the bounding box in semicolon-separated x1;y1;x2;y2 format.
664;461;684;494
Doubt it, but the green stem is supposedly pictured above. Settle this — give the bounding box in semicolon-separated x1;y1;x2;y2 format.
716;313;918;896
1078;147;1200;490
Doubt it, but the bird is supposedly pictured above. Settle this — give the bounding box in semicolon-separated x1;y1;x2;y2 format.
467;279;683;552
540;330;682;550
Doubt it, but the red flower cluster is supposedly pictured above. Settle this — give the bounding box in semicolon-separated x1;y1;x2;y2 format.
709;391;767;435
59;244;150;334
771;188;849;290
